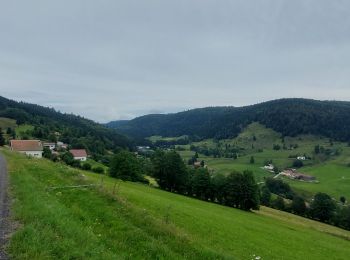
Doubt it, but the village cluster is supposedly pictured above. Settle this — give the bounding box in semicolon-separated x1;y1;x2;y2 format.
263;159;317;182
9;139;88;161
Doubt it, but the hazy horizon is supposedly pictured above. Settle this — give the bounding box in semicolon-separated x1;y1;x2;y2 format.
1;1;350;122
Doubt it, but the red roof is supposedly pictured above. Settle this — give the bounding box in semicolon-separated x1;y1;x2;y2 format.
10;140;43;151
70;149;87;158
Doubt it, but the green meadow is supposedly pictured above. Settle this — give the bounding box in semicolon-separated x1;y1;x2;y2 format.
0;117;17;130
2;148;350;259
147;135;188;143
168;123;350;199
15;124;35;139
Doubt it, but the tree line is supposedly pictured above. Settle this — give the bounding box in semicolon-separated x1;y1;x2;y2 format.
108;149;260;211
261;178;350;230
106;149;350;230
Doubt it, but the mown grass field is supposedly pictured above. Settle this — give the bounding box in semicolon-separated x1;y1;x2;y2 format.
2;148;350;259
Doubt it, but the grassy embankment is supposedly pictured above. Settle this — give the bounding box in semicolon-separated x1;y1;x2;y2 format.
2;148;350;259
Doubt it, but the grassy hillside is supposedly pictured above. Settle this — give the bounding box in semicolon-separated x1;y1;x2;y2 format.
176;123;350;199
15;124;35;139
2;148;350;259
0;117;16;129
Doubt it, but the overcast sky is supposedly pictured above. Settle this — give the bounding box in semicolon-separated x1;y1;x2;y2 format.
1;1;350;122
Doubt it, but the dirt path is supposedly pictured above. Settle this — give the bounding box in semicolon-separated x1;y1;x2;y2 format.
0;154;9;259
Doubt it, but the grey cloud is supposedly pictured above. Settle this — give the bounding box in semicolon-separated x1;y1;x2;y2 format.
1;0;350;122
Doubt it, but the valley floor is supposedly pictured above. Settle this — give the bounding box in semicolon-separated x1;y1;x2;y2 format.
2;148;350;259
175;123;350;200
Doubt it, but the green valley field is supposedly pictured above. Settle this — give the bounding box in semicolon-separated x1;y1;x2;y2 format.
171;123;350;200
2;148;350;259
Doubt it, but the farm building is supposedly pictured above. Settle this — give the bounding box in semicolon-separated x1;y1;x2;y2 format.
57;141;68;149
295;174;316;181
10;140;43;158
281;169;316;182
263;164;274;171
194;161;202;168
70;149;88;161
43;142;56;150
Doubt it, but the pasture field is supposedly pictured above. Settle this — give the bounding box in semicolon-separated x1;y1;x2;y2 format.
2;148;350;259
0;117;17;130
15;124;34;139
148;135;188;143
86;159;109;172
175;123;350;199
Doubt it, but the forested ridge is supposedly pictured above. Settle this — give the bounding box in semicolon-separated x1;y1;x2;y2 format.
108;99;350;141
0;96;132;155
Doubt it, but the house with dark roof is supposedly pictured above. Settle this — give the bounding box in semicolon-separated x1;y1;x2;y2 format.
70;149;88;161
10;140;43;158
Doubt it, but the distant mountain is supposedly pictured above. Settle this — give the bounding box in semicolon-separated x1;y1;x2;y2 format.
0;96;132;155
109;98;350;142
105;120;129;128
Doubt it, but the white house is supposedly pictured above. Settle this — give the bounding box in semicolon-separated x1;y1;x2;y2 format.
70;149;88;161
10;140;43;158
263;164;274;171
43;142;56;150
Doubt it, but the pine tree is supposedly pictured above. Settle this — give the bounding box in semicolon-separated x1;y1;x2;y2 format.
225;170;260;211
291;196;306;216
310;193;336;223
260;186;271;206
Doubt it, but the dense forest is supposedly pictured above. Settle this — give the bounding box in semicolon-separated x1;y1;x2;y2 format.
108;99;350;142
0;96;132;156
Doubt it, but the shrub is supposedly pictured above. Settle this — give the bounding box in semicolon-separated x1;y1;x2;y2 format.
71;160;81;168
293;159;304;168
82;163;92;171
92;166;104;174
273;144;281;150
273;196;285;211
42;147;52;159
340;196;346;204
260;186;271;206
291;196;306;216
50;154;59;162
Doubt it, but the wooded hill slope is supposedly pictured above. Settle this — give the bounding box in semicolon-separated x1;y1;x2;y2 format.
0;96;132;155
108;99;350;141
